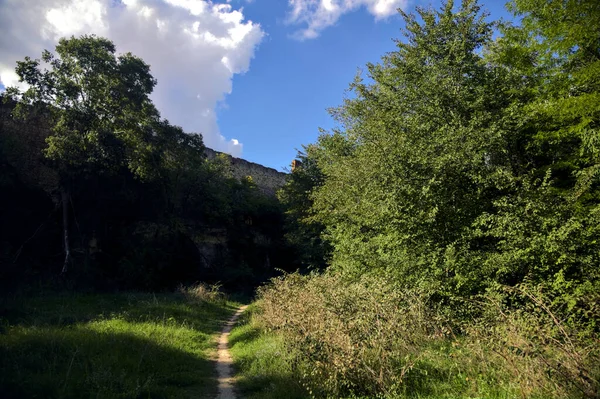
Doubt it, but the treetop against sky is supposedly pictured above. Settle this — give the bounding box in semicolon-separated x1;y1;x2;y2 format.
0;0;512;170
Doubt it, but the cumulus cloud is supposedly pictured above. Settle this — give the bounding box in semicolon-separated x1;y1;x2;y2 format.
287;0;406;39
0;0;264;157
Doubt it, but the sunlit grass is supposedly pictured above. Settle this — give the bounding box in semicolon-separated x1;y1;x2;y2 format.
229;305;308;399
0;290;239;398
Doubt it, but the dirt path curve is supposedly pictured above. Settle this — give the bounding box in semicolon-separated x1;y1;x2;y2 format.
216;305;248;399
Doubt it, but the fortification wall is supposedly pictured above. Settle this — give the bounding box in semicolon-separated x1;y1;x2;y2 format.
205;148;287;196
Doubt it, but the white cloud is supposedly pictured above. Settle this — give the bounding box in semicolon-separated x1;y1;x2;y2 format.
287;0;406;39
0;0;264;157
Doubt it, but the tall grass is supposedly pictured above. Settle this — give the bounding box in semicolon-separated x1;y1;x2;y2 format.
0;285;238;398
466;286;599;399
178;282;226;304
245;272;599;399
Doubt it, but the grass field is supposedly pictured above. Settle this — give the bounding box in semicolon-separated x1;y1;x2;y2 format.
0;288;239;399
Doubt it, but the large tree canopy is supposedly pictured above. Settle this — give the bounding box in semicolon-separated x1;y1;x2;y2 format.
8;35;160;178
307;0;511;285
5;35;192;274
281;0;600;314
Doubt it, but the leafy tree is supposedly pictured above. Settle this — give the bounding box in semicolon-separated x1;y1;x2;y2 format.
144;120;207;219
295;0;600;319
310;0;514;292
494;0;600;191
7;35;160;272
472;0;600;318
278;144;330;271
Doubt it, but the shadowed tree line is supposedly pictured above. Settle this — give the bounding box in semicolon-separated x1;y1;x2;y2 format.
0;35;295;294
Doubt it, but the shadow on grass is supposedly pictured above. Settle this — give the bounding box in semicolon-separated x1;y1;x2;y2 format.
0;292;236;334
0;292;239;399
0;326;216;399
228;322;261;347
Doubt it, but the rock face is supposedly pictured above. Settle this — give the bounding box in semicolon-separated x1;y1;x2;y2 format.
204;148;287;196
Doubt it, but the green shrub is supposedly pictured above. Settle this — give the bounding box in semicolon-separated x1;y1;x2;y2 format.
178;282;225;304
466;286;600;399
255;272;599;399
257;273;447;397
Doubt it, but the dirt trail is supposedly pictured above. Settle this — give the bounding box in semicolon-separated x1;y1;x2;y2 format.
215;305;248;399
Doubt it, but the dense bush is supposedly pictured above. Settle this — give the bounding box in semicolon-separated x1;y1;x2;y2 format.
259;273;442;397
469;285;600;398
256;272;600;398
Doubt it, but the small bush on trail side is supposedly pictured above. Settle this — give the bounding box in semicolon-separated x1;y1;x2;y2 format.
178;282;226;304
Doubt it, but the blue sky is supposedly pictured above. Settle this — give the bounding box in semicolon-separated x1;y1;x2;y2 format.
218;0;514;171
0;0;514;171
219;3;403;171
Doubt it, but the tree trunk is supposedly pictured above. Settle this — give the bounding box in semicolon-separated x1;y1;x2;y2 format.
61;189;71;274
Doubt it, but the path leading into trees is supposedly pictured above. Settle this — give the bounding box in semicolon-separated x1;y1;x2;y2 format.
215;305;248;399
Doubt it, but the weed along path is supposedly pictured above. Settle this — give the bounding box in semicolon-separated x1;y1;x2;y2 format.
216;305;248;399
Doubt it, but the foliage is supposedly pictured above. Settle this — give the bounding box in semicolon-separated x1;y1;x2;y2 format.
1;0;599;395
0;35;290;292
306;0;512;291
279;0;600;316
7;35;160;179
257;273;444;398
278;144;330;271
178;282;226;304
464;0;600;313
468;285;600;399
263;1;600;396
251;272;599;399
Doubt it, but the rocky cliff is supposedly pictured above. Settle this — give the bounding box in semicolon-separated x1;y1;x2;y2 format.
205;148;287;196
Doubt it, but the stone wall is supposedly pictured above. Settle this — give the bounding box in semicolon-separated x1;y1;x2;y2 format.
204;148;287;196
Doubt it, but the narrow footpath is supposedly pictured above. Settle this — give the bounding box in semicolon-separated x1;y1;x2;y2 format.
216;305;248;399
